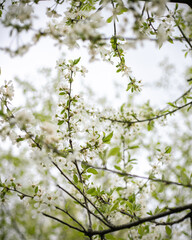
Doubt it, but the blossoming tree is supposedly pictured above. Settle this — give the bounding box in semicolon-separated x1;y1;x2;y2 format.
0;0;192;239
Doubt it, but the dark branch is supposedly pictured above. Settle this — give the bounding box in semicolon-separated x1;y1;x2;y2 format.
57;184;113;228
154;212;191;226
142;0;192;8
86;203;192;236
42;213;85;233
55;206;86;231
52;161;113;227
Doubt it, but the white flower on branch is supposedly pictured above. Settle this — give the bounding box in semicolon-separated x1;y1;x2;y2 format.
0;80;14;101
157;16;174;47
15;109;34;129
41;122;59;144
4;3;34;24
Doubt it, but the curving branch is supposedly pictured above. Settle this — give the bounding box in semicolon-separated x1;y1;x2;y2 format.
153;212;191;226
101;100;192;126
42;213;85;233
85;203;192;237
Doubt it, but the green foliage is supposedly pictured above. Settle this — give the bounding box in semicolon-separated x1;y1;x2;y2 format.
102;131;113;144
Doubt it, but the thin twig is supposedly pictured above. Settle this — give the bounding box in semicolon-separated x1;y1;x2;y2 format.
153;212;191;226
166;4;192;49
77;161;192;188
67;71;92;231
52;161;112;227
42;213;85;233
55;206;86;231
57;184;113;228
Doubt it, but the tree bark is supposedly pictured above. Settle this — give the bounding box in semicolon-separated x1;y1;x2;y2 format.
142;0;192;8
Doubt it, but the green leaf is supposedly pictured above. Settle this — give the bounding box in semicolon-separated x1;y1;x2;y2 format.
168;37;173;44
179;172;190;185
166;226;172;236
73;57;81;65
167;102;177;108
185;51;188;58
110;202;119;211
77;182;83;191
60;109;65;114
147;121;154;131
128;145;139;149
126;165;133;172
114;165;121;171
87;168;98;175
87;187;96;195
58;120;64;125
165;146;172;154
105;234;117;240
120;103;125;113
118;7;128;15
126;84;131;91
106;16;113;23
16;137;25;142
35;186;38;194
73;174;78;184
108;147;120;157
102;132;113;144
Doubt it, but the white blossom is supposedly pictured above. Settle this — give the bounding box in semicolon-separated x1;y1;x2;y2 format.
15;109;34;128
0;80;14;100
4;3;34;24
41;122;59;144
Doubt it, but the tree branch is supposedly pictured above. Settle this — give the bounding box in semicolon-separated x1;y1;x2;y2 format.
85;203;192;236
142;0;192;8
57;184;113;228
52;161;112;227
55;206;86;231
101;100;192;126
153;212;191;226
42;213;85;233
78;161;192;188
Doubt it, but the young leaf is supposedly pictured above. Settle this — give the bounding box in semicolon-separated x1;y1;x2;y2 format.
35;186;38;194
108;147;120;157
73;57;81;65
102;132;113;144
87;168;98;175
107;16;113;23
73;174;78;184
165;146;172;154
167;102;177;108
166;226;172;236
147;121;154;131
87;187;96;195
58;120;64;125
114;165;121;171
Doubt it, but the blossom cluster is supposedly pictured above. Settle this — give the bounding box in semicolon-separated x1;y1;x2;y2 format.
0;80;14;101
3;2;34;25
